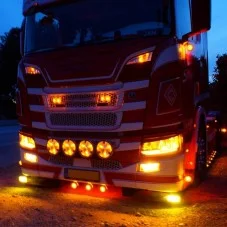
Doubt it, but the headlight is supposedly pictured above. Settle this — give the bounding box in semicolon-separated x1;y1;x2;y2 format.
96;141;113;159
79;140;94;158
47;139;60;155
141;135;183;156
19;134;36;150
62;140;76;156
126;52;152;65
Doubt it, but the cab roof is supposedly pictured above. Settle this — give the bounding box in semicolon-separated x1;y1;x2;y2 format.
23;0;70;15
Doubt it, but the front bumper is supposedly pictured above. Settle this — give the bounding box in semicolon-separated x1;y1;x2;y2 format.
20;148;186;193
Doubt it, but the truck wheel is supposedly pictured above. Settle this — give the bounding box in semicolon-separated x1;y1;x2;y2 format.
194;121;207;186
121;187;136;197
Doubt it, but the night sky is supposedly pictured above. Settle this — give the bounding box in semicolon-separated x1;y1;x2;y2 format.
0;0;226;80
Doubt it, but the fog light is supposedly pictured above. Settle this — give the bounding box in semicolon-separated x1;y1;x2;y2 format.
85;183;93;191
139;163;160;172
96;141;113;159
62;140;76;156
79;141;94;158
71;182;79;189
47;139;60;155
19;175;28;184
100;185;107;193
19;134;36;150
24;152;38;163
165;194;181;203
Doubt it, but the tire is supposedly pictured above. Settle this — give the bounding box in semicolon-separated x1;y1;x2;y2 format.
193;120;207;186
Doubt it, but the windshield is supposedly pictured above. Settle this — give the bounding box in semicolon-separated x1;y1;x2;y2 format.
24;0;172;53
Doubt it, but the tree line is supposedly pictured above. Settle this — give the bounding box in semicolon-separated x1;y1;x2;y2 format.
0;27;227;118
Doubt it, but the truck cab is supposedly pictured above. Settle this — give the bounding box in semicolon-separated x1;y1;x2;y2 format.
17;0;214;198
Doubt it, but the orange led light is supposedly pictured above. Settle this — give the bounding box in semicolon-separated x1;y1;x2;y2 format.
85;183;93;191
25;66;41;75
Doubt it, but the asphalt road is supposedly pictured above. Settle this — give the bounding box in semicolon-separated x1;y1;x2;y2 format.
0;122;227;226
0;122;20;167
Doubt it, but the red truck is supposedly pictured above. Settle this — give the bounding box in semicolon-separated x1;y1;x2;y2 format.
17;0;217;201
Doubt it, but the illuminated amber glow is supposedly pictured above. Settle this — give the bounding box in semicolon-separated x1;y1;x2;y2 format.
24;152;38;163
19;134;36;150
25;66;41;75
139;163;160;173
62;140;76;156
51;96;63;105
96;141;113;159
79;141;94;158
178;44;186;60
165;194;181;203
71;182;79;189
19;160;22;166
184;175;192;183
187;43;194;51
85;183;93;191
100;185;107;193
98;94;111;103
19;175;28;184
221;128;227;133
141;135;183;156
127;52;152;65
47;139;60;155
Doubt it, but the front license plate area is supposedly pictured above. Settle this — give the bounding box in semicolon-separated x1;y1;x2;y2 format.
64;169;100;182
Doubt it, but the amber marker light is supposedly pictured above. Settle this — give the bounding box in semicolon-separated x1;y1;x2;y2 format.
126;52;152;65
186;43;194;51
51;96;63;105
47;139;60;155
25;66;41;75
165;194;181;204
19;175;28;184
184;175;192;183
221;128;227;133
71;182;79;189
139;163;160;173
24;152;38;163
98;93;111;104
19;160;22;166
96;141;113;159
19;134;36;150
62;140;76;156
100;185;107;193
79;140;94;158
85;183;93;191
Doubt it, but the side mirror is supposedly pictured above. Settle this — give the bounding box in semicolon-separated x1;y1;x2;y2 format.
191;0;211;33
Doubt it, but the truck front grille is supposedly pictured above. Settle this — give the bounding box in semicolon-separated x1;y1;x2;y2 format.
48;155;122;170
91;159;122;170
46;112;122;129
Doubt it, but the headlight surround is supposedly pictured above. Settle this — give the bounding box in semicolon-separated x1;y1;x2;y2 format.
79;140;94;158
62;140;76;156
96;141;113;159
47;139;60;155
141;135;183;156
19;134;36;150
